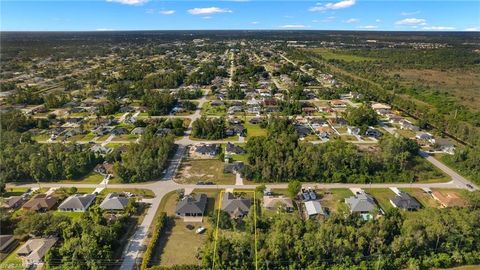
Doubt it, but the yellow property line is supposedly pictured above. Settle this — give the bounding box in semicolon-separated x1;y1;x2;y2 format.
212;190;258;270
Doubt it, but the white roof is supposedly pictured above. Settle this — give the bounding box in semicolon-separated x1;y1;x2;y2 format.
304;201;326;216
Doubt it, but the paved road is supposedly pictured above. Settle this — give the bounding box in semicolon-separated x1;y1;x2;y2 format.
7;88;479;270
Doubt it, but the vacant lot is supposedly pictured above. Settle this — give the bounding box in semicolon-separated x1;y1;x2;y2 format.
176;159;235;185
244;122;267;138
364;188;396;211
308;48;378;62
390;68;480;111
319;188;353;213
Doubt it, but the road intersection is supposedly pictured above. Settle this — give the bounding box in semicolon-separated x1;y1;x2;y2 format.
7;90;478;270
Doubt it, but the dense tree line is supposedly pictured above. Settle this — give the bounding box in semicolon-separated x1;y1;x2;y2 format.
142;90;178;116
6;86;43;105
344;104;379;131
114;133;176;183
0;110;36;132
0;131;101;183
186;61;227;85
142;70;186;89
43;91;71;109
177;88;203;99
200;195;480;269
442;147;480;184
191;117;226;140
244;118;439;183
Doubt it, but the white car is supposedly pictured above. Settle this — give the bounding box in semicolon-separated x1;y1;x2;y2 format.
196;227;206;234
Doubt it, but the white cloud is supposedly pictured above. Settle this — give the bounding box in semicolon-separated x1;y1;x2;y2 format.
400;11;420;16
202;16;212;19
464;27;479;31
96;28;115;31
309;0;356;12
159;10;175;15
358;25;378;29
106;0;148;5
395;18;427;26
344;18;358;23
188;7;232;15
422;26;455;31
375;19;381;23
251;21;259;25
281;24;307;28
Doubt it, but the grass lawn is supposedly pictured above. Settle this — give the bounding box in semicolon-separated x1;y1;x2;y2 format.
99;188;155;198
52;211;84;220
340;135;358;141
57;172;104;184
192;189;221;213
1;188;30;197
155;218;209;267
319;188;353;213
399;188;439;208
364;188;396;212
32;134;50;142
79;133;95;141
0;246;23;269
244;122;267;138
396;129;416;139
201;103;226;116
149;189;209;266
112;135;138;141
175;159;235;185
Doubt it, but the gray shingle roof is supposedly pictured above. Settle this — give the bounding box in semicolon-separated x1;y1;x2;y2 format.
99;193;129;210
391;192;421;210
221;192;251;218
175;194;207;216
345;192;377;213
58;194;96;211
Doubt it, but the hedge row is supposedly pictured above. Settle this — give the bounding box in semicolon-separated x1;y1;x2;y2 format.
141;212;167;270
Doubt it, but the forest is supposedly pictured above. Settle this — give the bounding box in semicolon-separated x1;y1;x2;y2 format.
243;118;442;183
200;193;480;270
191;117;227;140
0;131;101;184
114;133;176;183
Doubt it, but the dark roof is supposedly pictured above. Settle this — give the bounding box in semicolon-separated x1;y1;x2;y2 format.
221;192;251;218
175;194;207;215
23;194;58;211
195;144;219;155
345;192;376;213
391;192;421;210
58;194;96;211
226;142;245;154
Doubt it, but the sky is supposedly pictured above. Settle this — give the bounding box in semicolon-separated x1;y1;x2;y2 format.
1;0;479;31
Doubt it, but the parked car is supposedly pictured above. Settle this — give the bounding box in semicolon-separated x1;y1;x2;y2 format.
196;227;206;234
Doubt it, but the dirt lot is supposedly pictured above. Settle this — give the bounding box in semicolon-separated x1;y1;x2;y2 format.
175;159;235;185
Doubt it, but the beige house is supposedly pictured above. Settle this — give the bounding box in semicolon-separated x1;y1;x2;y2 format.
17;237;58;268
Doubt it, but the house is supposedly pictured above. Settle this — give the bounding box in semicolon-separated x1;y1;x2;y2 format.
224;161;244;174
228;105;243;115
330;100;347;108
399;120;419;132
347;126;360;135
175;194;207;218
432;191;465;208
221;192;252;219
249;117;263;124
226;125;246;136
328;117;347;126
100;193;130;211
365;128;383;138
17;238;58;268
415;132;433;141
387;114;404;124
371;103;391;110
294;124;311;138
390;192;421;211
316;126;334;138
58;194;96;212
111;127;129;136
0;235;16;253
22;194;58;212
192;144;219;158
433;138;455;154
263;196;294;212
345;192;377;214
1;196;25;209
226;142;245;155
131;127;145;135
304;200;327;218
155;128;171;137
92;126;113;136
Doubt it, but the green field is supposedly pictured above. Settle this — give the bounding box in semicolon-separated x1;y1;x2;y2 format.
99;188;155;198
244;122;267;138
319;188;353;213
57;172;104;184
0;247;23;270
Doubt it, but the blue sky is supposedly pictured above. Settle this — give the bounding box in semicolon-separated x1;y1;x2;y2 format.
1;0;479;31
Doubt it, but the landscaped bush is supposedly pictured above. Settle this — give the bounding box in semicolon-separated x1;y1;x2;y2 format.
141;212;167;270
